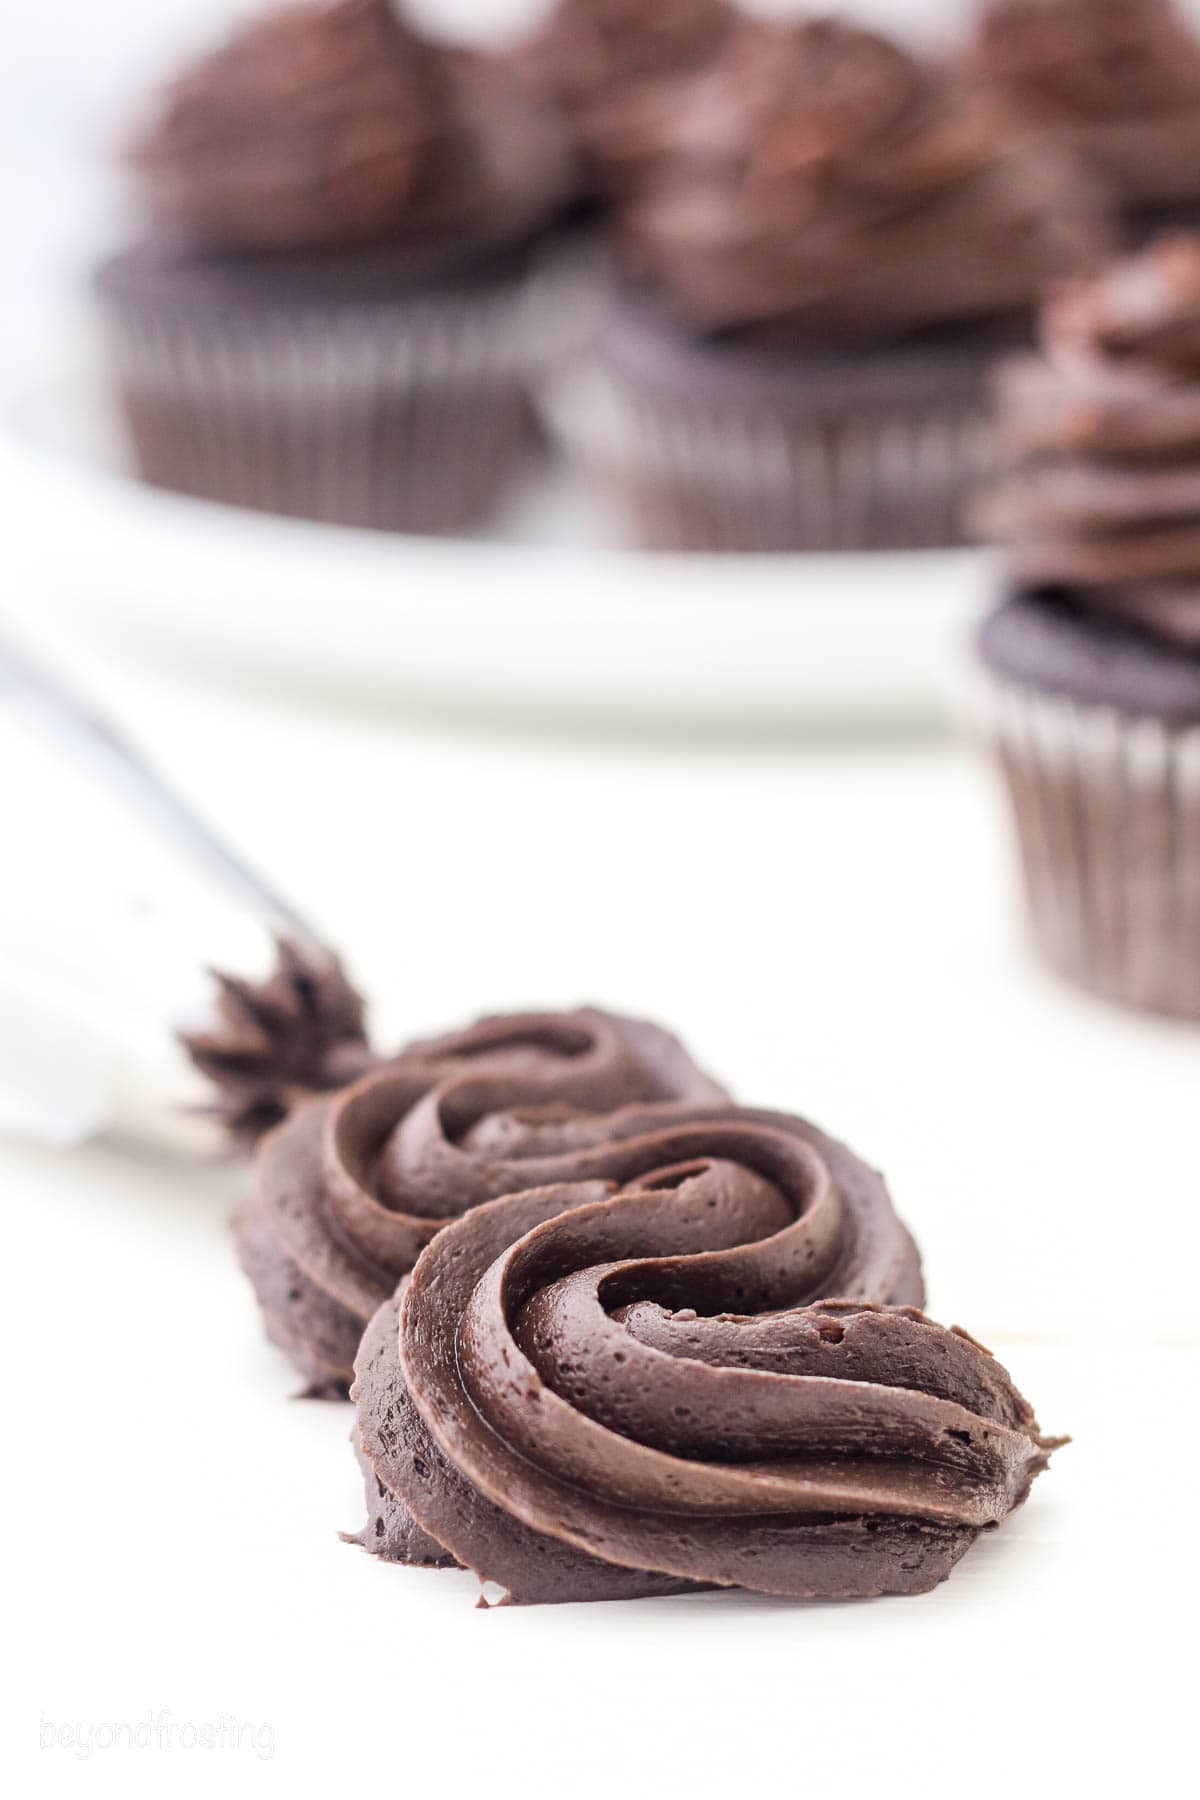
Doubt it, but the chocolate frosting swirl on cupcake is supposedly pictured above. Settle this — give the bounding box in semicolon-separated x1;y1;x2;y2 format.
130;0;570;252
239;1007;731;1391
518;0;734;177
522;0;734;107
611;16;1106;344
965;0;1200;210
979;237;1200;644
181;938;377;1146
351;1163;1045;1604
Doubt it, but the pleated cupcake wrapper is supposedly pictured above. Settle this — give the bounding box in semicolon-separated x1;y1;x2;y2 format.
976;674;1200;1021
540;359;995;552
101;261;585;533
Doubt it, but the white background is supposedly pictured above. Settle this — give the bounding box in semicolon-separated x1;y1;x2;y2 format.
3;2;1196;1794
8;666;1194;1794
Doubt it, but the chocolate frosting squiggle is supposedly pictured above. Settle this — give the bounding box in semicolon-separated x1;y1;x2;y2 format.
239;1008;730;1391
979;237;1200;644
351;1161;1046;1604
130;0;570;252
611;16;1106;343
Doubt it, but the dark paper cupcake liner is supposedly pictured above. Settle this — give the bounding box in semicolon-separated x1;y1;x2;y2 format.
540;357;995;553
979;676;1200;1021
98;255;582;534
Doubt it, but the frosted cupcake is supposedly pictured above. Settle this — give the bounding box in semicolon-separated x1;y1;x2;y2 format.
95;0;573;532
963;0;1200;243
541;15;1107;552
975;238;1200;1019
515;0;735;200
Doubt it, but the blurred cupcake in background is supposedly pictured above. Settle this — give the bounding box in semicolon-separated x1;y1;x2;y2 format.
95;0;575;532
974;238;1200;1020
540;15;1109;553
516;0;736;203
962;0;1200;243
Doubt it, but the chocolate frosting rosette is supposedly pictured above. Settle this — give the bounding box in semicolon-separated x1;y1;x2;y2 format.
349;1152;1052;1603
95;0;576;532
964;0;1200;236
236;1005;736;1392
540;15;1109;552
974;237;1200;1018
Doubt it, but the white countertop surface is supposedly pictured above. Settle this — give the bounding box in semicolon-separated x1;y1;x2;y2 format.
6;626;1192;1794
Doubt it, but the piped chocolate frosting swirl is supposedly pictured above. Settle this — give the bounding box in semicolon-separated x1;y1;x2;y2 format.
964;0;1200;210
129;0;570;253
979;236;1200;644
611;16;1106;343
238;1007;730;1391
350;1165;1046;1604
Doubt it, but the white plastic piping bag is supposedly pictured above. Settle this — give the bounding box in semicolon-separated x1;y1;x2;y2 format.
0;639;316;1149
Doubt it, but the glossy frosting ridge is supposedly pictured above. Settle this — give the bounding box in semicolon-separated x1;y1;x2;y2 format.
239;1006;730;1390
351;1158;1045;1603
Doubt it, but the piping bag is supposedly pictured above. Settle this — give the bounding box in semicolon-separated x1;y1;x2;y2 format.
0;635;324;1150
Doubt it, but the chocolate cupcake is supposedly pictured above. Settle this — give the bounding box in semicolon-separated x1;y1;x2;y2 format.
516;0;735;199
540;15;1107;552
963;0;1200;242
95;0;574;532
974;238;1200;1019
237;1006;731;1393
349;1158;1051;1604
